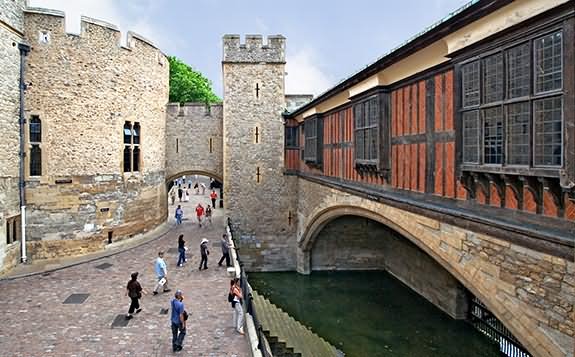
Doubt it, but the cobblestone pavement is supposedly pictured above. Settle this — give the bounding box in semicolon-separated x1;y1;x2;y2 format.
0;190;250;357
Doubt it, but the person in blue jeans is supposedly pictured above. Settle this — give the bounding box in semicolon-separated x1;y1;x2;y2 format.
176;234;186;267
171;290;187;352
175;205;183;225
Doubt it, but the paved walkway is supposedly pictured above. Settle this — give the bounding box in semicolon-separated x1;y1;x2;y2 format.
0;191;250;357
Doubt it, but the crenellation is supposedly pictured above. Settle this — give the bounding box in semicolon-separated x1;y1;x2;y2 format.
222;33;285;63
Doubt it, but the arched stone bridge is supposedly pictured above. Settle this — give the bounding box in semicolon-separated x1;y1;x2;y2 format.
295;177;574;357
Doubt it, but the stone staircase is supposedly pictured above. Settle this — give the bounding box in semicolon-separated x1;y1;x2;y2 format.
252;291;342;357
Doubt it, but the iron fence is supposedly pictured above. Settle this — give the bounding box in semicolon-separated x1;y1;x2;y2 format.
228;218;273;357
468;296;532;357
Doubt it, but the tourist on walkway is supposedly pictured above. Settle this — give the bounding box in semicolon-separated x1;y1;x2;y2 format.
177;234;187;267
195;203;204;228
199;238;209;270
230;278;244;335
210;190;218;209
153;251;171;295
194;182;199;194
205;205;213;226
200;182;206;195
125;272;144;319
218;234;231;267
177;187;183;202
175;205;183;225
170;188;176;205
171;290;187;352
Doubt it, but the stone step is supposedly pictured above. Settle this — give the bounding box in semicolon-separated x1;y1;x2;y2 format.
252;291;340;357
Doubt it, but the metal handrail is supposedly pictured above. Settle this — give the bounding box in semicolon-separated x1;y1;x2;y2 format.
227;218;273;357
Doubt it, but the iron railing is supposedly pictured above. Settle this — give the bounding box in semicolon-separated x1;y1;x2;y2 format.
227;218;273;357
468;296;532;357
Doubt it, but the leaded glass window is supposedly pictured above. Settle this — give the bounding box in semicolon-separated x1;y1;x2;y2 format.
534;97;562;166
304;117;318;162
483;107;503;164
463;111;480;164
462;61;480;107
506;102;530;166
507;43;530;99
354;95;379;163
30;144;41;176
30;116;41;142
534;31;562;94
482;53;504;104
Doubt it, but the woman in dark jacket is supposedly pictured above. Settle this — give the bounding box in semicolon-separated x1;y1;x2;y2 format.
177;234;187;267
126;272;144;319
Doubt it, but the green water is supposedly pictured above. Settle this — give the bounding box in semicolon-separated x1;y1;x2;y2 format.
249;271;500;357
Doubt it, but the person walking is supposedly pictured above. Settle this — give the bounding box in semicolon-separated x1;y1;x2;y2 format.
205;205;213;226
177;187;183;202
193;182;199;195
200;182;206;195
210;190;218;209
199;238;209;270
170;188;176;205
175;205;183;225
153;251;171;295
171;290;187;352
125;272;144;319
195;203;204;228
230;278;244;335
176;234;187;267
218;234;231;267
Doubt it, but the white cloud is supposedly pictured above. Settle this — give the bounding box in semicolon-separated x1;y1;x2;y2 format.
285;48;333;96
27;0;174;50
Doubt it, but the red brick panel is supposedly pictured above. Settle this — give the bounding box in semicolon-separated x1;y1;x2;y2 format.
418;143;426;192
444;70;454;131
284;149;299;170
542;191;558;218
434;142;444;195
565;194;575;222
418;81;426;134
444;142;455;198
392;145;398;187
398;145;404;189
523;187;537;214
404;143;411;189
410;144;418;191
391;91;397;137
403;87;410;135
476;188;486;205
411;84;418;134
490;183;501;207
505;186;518;210
397;89;404;136
456;181;467;200
434;74;444;132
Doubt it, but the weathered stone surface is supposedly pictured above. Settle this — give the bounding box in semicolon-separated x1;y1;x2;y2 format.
223;35;298;270
0;0;25;273
296;178;574;357
165;102;223;181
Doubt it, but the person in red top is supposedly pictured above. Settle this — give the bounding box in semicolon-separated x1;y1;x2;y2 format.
210;190;218;209
195;203;205;228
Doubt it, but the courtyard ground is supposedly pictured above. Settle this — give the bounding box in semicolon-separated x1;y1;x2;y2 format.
0;189;250;357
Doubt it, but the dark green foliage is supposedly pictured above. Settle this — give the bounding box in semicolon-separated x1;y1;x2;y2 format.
168;56;220;104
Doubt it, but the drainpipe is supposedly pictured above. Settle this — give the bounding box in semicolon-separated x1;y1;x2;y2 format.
18;42;30;263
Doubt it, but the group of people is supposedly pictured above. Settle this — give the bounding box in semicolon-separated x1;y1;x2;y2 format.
124;232;242;353
174;202;214;228
169;182;219;208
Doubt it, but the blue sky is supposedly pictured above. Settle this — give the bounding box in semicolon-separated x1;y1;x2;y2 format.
29;0;470;97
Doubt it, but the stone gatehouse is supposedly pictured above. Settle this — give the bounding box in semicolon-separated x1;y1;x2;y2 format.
0;1;574;356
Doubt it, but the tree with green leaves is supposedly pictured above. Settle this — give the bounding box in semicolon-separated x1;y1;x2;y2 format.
168;56;220;104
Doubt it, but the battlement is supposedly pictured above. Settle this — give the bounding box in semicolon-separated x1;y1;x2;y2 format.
167;102;223;118
223;34;285;64
24;7;161;53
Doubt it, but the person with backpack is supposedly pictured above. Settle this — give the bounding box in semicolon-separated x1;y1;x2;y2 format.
205;205;213;226
125;272;144;319
229;278;244;335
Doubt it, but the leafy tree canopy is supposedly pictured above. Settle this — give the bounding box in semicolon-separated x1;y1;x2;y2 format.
168;56;220;104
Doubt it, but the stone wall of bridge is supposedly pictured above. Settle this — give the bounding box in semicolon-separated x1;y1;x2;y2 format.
296;178;574;357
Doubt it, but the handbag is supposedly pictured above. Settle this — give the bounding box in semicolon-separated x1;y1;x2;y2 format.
183;310;189;321
227;293;234;303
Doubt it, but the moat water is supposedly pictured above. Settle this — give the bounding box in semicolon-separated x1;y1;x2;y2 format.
249;271;500;357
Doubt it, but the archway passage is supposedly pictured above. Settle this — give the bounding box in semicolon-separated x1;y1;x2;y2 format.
298;207;536;357
166;170;223;208
166;170;223;184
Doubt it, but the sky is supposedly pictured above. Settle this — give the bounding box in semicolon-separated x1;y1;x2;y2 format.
28;0;471;98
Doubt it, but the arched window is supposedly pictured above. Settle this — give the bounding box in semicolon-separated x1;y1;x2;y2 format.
123;146;132;173
30;144;42;176
30;115;41;142
132;122;140;145
132;147;140;172
123;122;132;144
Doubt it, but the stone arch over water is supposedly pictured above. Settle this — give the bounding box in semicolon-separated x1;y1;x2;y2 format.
295;187;568;357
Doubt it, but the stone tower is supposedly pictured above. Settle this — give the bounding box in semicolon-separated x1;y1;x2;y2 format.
222;34;298;270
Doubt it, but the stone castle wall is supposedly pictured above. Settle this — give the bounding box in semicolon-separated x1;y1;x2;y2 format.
223;35;298;270
0;0;26;273
165;103;223;181
20;8;169;259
